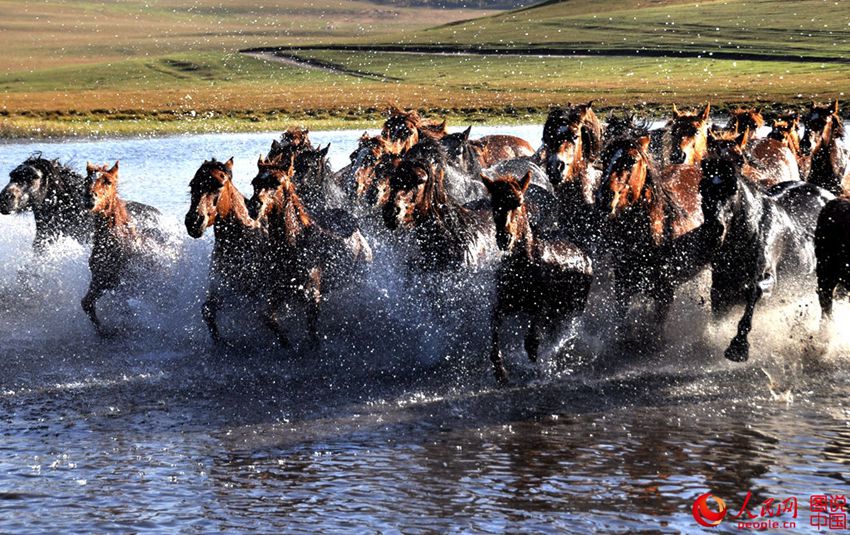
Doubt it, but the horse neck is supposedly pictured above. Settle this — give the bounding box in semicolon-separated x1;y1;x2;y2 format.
215;180;254;228
94;195;133;237
271;184;313;245
508;206;535;258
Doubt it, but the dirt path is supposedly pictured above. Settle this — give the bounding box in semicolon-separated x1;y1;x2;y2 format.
243;51;398;81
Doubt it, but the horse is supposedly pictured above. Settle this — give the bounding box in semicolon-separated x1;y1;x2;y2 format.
596;133;708;344
250;154;373;347
441;126;535;173
267;127;313;162
815;197;850;323
540;102;604;247
649;103;711;167
801;101;850;197
708;127;798;188
381;105;448;155
699;140;822;361
343;133;392;202
80;161;164;334
724;108;765;138
185;157;265;343
382;140;496;272
1;154;158;250
765;115;809;179
482;171;592;384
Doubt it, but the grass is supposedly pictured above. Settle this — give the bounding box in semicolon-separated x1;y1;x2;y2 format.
2;0;849;138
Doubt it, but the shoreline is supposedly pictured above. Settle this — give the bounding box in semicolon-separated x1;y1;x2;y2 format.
0;100;818;141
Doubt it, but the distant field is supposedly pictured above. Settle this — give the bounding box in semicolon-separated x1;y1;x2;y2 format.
1;0;849;138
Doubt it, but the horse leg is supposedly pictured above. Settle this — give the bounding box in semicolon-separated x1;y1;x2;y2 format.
304;267;322;349
490;300;508;385
524;314;541;363
202;288;224;344
725;281;764;363
262;297;291;349
81;283;106;335
817;273;836;325
650;283;674;347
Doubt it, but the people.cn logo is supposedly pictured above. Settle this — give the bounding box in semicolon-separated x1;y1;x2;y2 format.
693;492;729;527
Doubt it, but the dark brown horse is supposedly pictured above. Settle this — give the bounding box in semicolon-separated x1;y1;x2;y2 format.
596;133;707;344
81;161;161;334
725;108;765;138
250;154;373;347
185;157;265;343
540;102;604;247
650;103;711;167
815;197;850;323
801;101;850;197
267;127;313;162
344;133;394;202
381;105;448;155
382;140;496;272
482;171;592;384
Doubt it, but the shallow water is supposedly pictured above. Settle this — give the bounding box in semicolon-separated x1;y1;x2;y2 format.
0;127;848;533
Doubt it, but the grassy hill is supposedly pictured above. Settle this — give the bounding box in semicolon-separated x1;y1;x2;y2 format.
1;0;848;138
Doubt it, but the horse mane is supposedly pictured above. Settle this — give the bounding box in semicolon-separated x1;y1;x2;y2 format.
605;113;650;142
23;153;86;192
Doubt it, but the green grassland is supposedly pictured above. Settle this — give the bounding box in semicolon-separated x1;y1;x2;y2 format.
1;0;849;138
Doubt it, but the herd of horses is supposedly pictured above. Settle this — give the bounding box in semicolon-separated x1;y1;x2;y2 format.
2;102;849;383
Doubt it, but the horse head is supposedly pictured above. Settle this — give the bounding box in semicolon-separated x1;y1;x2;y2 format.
0;155;55;214
542;102;601;184
725;108;764;137
481;171;532;251
801;100;842;156
349;133;390;199
185;157;235;238
668;103;711;165
84;161;120;213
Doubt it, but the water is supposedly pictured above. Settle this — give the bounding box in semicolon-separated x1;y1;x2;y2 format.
0;127;848;533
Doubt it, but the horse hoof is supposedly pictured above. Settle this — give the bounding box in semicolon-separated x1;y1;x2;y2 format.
724;337;750;362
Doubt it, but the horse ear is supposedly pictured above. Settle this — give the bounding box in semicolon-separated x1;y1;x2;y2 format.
736;127;750;149
672;103;680;117
463;126;472;141
637;135;651;152
225;157;234;170
319;144;330;157
257;154;265;167
271;139;281;151
701;102;711;122
586;100;594;109
86;161;96;174
109;161;119;175
360;131;370;141
833;100;840;115
480;173;494;191
519;171;533;193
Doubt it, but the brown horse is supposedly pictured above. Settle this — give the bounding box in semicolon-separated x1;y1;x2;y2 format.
650;103;711;167
472;134;535;167
81;161;159;334
251;154;373;347
743;117;805;184
482;171;592;384
267;127;313;162
382;140;495;271
185;157;265;343
725;108;765;138
381;105;448;155
801;101;850;197
709;127;797;188
540;102;604;247
345;133;395;202
597;133;707;343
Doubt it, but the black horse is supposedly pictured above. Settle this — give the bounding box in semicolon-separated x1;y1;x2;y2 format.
1;154;158;250
699;137;826;361
815;197;850;323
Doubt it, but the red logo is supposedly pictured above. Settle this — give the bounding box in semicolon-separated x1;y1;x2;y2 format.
693;492;728;527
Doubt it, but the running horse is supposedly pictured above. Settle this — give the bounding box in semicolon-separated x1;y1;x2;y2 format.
700;135;829;361
650;103;711;167
708;127;798;188
382;139;496;272
482;171;592;384
381;105;448;155
81;162;163;334
441;126;535;175
815;197;850;324
801;101;850;197
1;154;158;250
724;108;765;138
596;132;707;344
539;102;604;246
250;154;373;347
185;157;265;343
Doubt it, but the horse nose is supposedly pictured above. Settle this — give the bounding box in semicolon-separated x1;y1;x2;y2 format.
0;185;20;214
184;211;205;238
546;159;564;183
